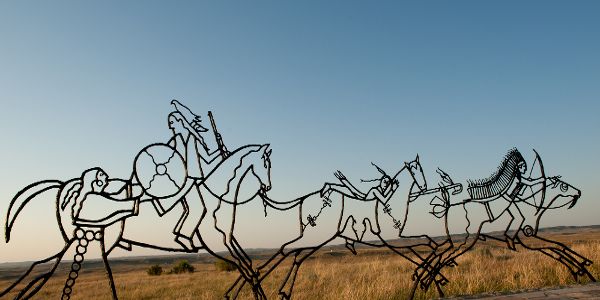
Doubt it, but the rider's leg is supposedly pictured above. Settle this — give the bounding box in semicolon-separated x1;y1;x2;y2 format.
320;183;356;198
182;186;204;244
504;203;524;250
175;185;204;250
174;198;193;250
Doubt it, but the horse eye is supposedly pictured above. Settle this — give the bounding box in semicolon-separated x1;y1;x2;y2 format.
560;183;568;192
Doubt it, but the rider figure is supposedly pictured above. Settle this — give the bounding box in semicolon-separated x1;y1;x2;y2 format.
467;149;544;250
321;164;399;254
169;100;223;179
152;100;225;250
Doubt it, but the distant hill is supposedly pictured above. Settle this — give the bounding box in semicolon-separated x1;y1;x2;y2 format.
2;224;599;273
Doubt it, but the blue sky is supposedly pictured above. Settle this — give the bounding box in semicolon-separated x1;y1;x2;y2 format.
1;1;599;262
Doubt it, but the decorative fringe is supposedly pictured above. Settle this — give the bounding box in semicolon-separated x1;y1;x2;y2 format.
467;148;524;200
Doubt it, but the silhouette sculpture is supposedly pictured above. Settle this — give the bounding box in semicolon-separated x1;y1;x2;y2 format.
2;102;595;300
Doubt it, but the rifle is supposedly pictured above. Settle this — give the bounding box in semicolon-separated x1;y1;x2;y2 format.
208;111;229;159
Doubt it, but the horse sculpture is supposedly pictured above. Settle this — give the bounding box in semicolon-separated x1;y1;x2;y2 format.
2;111;594;300
414;151;596;296
219;155;465;299
1;143;273;300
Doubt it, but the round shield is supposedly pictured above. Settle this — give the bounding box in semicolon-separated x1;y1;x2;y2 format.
133;143;187;198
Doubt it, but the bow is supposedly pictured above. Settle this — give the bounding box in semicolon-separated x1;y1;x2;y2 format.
530;149;546;215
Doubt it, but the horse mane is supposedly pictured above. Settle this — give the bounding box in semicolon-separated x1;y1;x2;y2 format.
467;148;524;199
219;145;263;199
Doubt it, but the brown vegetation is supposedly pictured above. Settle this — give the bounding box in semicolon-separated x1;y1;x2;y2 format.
1;226;598;299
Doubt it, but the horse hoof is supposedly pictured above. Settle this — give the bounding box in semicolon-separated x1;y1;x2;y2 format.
447;259;458;267
278;291;291;300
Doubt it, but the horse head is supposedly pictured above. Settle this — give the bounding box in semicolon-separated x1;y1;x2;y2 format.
522;176;582;236
544;176;581;210
405;154;427;193
207;144;272;205
252;144;272;195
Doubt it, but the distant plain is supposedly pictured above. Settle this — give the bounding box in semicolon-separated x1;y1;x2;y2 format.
1;226;598;299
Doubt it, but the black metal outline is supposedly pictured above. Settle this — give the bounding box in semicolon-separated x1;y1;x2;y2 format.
1;102;594;300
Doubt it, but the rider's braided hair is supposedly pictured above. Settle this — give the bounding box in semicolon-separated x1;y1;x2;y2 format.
467;148;525;199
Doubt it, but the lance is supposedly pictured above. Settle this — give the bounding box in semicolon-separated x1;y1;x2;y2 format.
208;111;229;159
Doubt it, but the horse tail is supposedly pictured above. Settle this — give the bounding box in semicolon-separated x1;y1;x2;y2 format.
5;180;63;243
261;191;316;211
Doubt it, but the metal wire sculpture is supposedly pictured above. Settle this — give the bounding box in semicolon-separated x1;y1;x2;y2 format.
1;101;595;300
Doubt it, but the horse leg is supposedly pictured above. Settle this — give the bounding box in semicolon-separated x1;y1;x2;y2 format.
408;261;447;300
381;235;439;286
98;229;118;300
257;249;292;281
218;219;265;300
418;204;489;294
224;234;267;299
277;234;338;299
530;233;594;268
1;239;74;300
278;252;304;300
224;276;246;300
420;238;458;289
444;203;489;263
213;203;255;283
223;249;290;300
406;253;447;300
377;231;450;298
518;232;596;282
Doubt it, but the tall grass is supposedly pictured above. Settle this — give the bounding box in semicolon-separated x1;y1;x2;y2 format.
1;238;598;299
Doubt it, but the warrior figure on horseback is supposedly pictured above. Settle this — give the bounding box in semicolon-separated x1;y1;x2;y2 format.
466;148;544;249
320;163;399;254
147;100;229;250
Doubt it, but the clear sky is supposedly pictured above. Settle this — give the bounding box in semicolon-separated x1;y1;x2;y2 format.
1;1;599;262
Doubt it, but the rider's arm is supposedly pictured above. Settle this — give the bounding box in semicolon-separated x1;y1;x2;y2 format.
366;188;384;201
334;171;366;198
521;177;544;186
195;140;221;164
167;135;177;147
103;179;144;199
369;183;398;205
150;179;195;216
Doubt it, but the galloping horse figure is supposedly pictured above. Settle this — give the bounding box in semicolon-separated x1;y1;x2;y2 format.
222;155;446;299
417;150;596;295
3;168;143;300
1;143;273;300
115;143;273;300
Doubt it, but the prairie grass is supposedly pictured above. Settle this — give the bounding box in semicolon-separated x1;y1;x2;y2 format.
1;230;599;299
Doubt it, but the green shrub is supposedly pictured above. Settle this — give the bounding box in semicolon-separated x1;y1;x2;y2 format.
170;260;195;274
215;259;237;272
147;264;163;276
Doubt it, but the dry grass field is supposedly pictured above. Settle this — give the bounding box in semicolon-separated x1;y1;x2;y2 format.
1;226;599;299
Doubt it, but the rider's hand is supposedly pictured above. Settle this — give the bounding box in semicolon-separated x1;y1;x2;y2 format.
334;171;346;181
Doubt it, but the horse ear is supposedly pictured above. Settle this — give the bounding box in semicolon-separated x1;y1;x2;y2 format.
416;154;420;163
267;149;272;157
260;144;270;156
